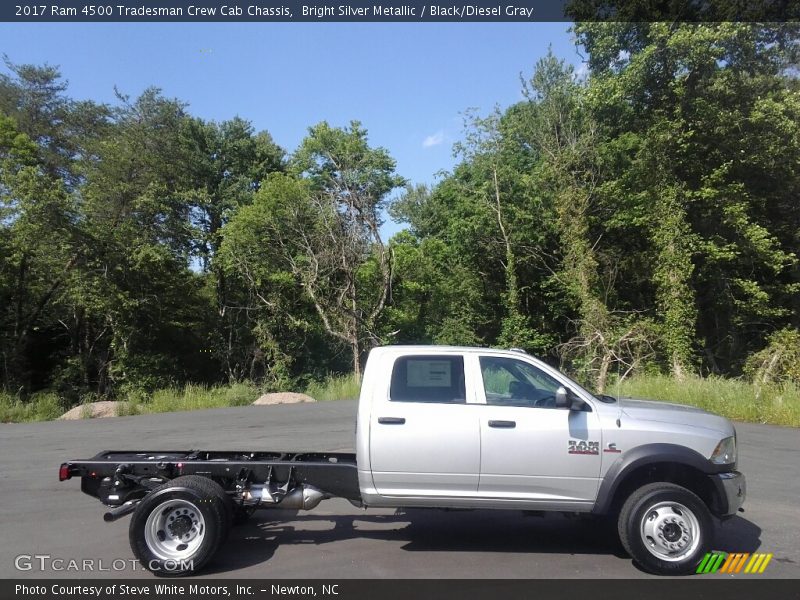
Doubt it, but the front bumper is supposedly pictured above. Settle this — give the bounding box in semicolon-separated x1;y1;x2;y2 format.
709;470;746;518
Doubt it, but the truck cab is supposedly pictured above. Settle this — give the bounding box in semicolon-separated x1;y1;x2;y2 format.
357;346;741;510
358;346;604;508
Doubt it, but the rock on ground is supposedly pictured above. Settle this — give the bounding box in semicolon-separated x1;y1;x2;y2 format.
253;392;316;405
59;400;121;420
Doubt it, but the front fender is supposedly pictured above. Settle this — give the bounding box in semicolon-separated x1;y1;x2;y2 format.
592;443;727;515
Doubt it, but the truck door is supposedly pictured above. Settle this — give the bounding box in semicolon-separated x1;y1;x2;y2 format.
477;354;602;503
368;353;481;497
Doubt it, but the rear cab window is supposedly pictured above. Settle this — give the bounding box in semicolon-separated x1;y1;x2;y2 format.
389;355;466;403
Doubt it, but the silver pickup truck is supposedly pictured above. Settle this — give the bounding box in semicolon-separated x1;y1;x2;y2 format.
60;345;746;576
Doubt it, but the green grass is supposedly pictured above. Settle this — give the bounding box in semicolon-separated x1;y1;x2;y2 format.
0;391;64;423
616;374;800;427
304;373;361;401
119;382;259;416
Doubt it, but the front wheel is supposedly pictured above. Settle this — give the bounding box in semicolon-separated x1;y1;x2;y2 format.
618;482;713;575
129;475;231;576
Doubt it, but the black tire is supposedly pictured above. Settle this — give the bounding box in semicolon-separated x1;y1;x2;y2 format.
618;482;713;575
129;475;231;577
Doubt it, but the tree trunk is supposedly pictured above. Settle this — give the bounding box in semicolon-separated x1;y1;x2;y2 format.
351;337;361;381
597;351;612;393
493;167;518;313
672;355;686;382
653;187;696;379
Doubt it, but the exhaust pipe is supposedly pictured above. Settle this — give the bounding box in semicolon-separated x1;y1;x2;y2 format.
103;500;140;522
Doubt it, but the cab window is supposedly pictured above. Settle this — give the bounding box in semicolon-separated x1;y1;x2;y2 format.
480;356;561;408
390;356;466;403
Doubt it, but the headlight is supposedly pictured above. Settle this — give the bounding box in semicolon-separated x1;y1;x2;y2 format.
711;436;737;465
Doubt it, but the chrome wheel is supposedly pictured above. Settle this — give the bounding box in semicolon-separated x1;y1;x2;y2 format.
144;499;205;561
639;501;701;562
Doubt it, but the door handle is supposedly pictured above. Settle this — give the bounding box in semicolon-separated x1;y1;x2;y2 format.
488;420;516;428
378;417;406;425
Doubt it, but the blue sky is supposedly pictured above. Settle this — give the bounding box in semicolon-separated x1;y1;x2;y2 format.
1;22;582;234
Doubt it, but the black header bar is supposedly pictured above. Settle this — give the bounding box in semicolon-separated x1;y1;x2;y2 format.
4;579;800;600
3;0;799;22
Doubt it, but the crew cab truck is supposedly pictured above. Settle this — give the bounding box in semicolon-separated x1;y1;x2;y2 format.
59;346;745;576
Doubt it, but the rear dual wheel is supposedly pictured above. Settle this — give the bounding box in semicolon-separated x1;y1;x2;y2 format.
129;475;231;577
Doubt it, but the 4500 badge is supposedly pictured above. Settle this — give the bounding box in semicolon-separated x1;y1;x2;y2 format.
568;440;599;455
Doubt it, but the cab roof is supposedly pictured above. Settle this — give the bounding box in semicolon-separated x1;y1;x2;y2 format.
371;345;531;356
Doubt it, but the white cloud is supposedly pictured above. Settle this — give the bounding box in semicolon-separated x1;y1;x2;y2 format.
422;130;445;148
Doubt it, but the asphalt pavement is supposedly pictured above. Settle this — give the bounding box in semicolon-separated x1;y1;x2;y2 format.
1;400;798;579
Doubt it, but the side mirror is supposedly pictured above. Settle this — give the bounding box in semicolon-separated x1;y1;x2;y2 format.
555;386;569;409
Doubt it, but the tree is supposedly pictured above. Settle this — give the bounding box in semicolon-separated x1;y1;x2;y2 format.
181;116;285;380
379;230;488;347
0;57;109;187
1;113;87;392
219;173;328;386
71;88;210;393
521;52;617;388
454;107;545;351
288;121;405;377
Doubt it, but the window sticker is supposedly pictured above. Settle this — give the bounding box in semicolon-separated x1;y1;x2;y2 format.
407;360;451;387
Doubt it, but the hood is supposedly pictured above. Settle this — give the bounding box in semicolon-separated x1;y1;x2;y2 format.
619;397;734;435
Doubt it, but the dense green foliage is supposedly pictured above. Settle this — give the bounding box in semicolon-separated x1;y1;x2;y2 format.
391;23;800;391
1;24;799;418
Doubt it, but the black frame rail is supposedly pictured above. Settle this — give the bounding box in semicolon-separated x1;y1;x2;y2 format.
60;450;361;503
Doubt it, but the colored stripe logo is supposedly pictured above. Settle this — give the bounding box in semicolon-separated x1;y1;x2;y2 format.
697;552;773;574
